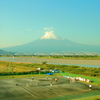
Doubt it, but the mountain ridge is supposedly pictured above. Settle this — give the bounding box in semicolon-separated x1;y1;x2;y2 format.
1;33;100;54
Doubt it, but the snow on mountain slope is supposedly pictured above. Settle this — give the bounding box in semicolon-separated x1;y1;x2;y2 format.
40;31;62;40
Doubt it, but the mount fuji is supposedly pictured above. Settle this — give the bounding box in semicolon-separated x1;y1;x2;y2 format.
2;31;100;54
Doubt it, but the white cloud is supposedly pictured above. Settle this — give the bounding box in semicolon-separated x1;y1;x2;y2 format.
44;27;53;30
26;28;32;31
44;27;49;30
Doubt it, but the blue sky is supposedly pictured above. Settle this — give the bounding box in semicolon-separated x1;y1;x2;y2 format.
0;0;100;48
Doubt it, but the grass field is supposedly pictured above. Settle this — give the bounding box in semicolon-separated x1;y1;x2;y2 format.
0;76;100;100
0;73;100;100
1;72;100;85
60;72;100;85
0;73;60;79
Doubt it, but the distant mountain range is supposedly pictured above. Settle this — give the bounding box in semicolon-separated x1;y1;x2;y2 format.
1;32;100;54
0;49;14;55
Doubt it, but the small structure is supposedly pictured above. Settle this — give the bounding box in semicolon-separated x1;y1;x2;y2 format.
45;73;53;75
37;68;43;70
49;69;60;73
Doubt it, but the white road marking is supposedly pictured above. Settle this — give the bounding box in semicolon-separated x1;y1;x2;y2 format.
19;86;35;97
40;86;60;95
2;85;12;93
25;87;39;96
14;80;39;96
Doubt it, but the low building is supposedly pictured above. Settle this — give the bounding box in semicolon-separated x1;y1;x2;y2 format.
49;69;60;73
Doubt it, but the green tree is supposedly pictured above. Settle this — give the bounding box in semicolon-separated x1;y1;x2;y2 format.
42;61;47;64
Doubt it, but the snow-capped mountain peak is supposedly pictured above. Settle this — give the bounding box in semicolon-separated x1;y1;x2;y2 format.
40;31;61;40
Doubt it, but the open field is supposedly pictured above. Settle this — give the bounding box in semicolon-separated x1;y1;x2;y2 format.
0;77;100;100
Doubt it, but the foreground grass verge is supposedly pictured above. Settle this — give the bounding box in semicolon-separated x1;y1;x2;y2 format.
35;91;100;100
73;95;100;100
